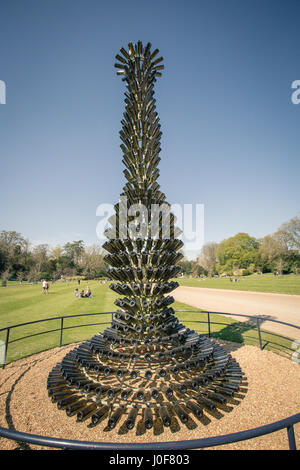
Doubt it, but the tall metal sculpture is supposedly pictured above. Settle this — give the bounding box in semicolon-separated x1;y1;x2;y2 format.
47;41;243;431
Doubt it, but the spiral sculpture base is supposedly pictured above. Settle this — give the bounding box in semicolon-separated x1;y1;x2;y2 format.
48;326;243;431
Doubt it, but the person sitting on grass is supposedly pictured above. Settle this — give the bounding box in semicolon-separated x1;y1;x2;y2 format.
85;287;92;297
77;288;92;298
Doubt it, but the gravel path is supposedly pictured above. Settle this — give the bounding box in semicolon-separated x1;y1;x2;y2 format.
0;341;299;450
173;287;300;339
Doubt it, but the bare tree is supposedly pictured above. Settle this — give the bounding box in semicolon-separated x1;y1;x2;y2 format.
274;216;300;251
16;271;25;284
259;235;286;260
1;269;11;281
32;244;49;274
49;246;63;259
26;266;41;282
197;242;219;276
78;245;106;278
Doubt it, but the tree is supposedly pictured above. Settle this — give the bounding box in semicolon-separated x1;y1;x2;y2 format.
0;247;6;273
26;266;40;282
1;269;11;282
216;233;259;274
49;246;63;260
178;258;193;275
63;241;85;266
16;271;25;283
0;230;31;276
32;244;49;274
79;245;106;278
55;255;75;273
274;216;300;251
257;235;286;272
257;216;300;274
198;242;218;276
273;257;288;276
193;263;207;277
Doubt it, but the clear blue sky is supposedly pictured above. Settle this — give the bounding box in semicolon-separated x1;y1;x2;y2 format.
0;0;299;259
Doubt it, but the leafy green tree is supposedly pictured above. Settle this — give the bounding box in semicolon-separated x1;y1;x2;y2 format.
216;233;259;273
193;263;207;277
178;259;193;275
272;250;300;274
55;254;75;272
0;230;31;277
49;246;63;260
257;235;286;273
0;247;6;273
63;241;85;266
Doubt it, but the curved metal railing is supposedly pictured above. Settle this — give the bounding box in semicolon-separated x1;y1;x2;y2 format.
0;412;299;450
1;310;299;368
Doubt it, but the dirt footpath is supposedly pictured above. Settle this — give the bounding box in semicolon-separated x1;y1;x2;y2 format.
173;287;300;340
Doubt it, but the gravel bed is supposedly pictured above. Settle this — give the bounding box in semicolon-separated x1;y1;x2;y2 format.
0;340;299;450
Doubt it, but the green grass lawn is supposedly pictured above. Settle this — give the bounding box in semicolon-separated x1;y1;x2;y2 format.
177;273;300;295
0;280;295;365
0;280;117;363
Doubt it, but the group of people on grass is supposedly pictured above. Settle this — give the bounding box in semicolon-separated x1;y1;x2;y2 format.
41;279;93;298
74;287;92;298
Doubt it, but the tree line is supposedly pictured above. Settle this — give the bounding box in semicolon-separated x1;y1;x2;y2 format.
180;215;300;277
1;215;299;282
0;235;107;282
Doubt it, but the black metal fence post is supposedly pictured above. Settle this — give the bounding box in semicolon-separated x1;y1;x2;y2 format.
59;318;64;347
207;312;211;338
1;328;10;370
287;425;296;450
256;317;263;350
